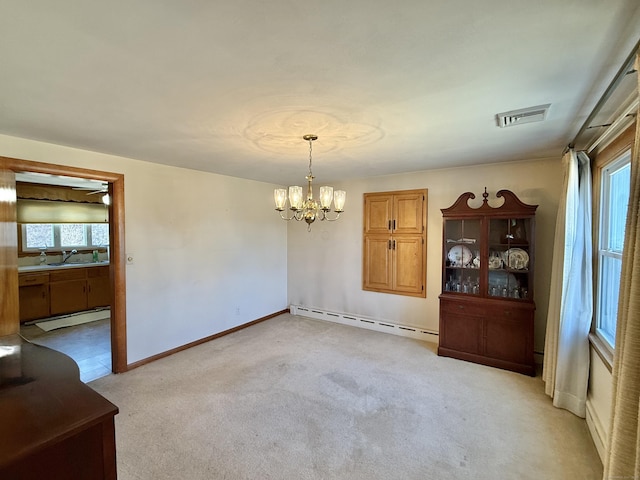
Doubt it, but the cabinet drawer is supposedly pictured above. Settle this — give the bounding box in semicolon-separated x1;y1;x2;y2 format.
484;304;533;321
50;268;86;282
440;299;486;317
19;273;49;286
87;266;109;278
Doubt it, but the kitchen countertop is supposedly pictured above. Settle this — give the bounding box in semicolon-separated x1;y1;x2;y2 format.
18;261;110;273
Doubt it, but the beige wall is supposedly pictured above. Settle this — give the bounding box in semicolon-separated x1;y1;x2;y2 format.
287;156;563;353
0;134;288;363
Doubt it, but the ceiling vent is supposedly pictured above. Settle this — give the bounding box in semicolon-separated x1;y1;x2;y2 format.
497;104;551;128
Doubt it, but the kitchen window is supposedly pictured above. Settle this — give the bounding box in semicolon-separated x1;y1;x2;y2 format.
22;223;109;251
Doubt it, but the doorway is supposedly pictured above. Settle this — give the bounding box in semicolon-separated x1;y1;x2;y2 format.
0;156;127;374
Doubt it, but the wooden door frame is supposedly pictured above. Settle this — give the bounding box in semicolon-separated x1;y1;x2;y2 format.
0;156;127;373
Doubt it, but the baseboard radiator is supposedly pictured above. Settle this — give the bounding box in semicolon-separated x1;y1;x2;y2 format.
585;398;607;462
290;305;439;343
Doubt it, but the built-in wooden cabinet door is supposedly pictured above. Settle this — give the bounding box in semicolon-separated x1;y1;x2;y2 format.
364;194;393;234
87;276;110;309
50;280;88;316
19;284;49;322
18;273;49;322
392;235;424;294
363;235;392;291
363;189;427;297
393;192;425;234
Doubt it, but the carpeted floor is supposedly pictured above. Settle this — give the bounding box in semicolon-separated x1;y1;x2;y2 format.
90;313;602;480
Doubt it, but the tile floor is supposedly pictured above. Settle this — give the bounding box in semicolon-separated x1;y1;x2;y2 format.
20;317;112;383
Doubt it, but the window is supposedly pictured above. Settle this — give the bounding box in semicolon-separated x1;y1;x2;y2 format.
24;224;54;248
596;150;631;348
22;223;109;251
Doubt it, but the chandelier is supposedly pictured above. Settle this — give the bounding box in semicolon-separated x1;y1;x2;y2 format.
274;134;346;229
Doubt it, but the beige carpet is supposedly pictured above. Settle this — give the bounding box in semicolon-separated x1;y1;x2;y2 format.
90;313;602;480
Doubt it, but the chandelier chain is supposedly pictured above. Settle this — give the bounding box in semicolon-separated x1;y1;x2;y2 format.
308;137;313;177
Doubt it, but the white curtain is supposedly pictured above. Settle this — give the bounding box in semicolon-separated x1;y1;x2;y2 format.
542;149;593;417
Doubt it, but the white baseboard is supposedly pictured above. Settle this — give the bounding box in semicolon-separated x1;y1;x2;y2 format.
586;398;607;462
290;305;439;344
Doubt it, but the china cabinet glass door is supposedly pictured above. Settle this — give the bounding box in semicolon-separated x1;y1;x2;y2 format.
487;218;532;300
443;219;481;296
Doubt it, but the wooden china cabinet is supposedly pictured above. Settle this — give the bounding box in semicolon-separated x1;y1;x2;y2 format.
438;189;537;376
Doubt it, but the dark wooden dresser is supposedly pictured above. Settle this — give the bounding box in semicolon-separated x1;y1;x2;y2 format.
0;334;118;479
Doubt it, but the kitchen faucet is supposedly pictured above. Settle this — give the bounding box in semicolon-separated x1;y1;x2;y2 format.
62;249;78;263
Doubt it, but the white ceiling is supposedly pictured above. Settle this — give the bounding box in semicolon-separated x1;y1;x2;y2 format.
1;1;639;186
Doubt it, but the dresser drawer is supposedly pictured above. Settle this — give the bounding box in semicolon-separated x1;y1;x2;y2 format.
440;299;486;317
87;265;109;278
484;303;533;321
19;273;49;286
50;268;86;282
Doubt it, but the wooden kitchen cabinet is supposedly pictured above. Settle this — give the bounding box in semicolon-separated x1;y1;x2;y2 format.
438;189;537;376
18;273;50;322
19;265;111;321
363;189;427;297
87;266;111;309
49;269;88;316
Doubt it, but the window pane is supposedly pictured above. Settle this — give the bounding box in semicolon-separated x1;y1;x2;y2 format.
25;224;54;248
598;255;622;346
607;162;630;252
597;152;631;349
91;223;110;246
60;224;87;247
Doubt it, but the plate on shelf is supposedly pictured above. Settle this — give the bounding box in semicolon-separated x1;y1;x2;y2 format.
447;245;472;267
488;255;503;269
504;248;529;269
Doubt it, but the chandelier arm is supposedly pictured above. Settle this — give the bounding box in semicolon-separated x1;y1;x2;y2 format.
277;210;314;222
320;212;343;222
277;210;296;221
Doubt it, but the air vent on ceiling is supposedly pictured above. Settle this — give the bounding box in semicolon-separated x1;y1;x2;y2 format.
497;104;551;128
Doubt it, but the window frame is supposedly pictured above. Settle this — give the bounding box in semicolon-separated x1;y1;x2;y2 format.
21;223;110;253
595;151;630;349
591;122;636;363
